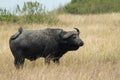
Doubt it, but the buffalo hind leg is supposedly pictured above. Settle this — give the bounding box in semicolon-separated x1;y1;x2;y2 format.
45;57;51;65
14;58;25;69
14;55;25;69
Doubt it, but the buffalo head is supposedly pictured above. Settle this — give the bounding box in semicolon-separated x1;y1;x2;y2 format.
60;28;84;50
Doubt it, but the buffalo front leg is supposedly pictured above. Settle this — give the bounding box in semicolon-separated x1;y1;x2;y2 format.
53;58;60;65
44;54;52;65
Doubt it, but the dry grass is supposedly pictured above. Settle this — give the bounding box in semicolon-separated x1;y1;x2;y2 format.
0;13;120;80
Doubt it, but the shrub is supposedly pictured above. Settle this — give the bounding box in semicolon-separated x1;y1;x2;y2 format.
59;0;120;14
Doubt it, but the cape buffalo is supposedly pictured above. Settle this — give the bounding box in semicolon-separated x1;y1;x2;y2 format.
9;27;84;68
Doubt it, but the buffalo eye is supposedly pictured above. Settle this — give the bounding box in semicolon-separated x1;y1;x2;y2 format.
72;35;77;39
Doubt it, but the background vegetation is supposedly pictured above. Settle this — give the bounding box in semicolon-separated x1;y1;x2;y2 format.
0;1;58;24
1;0;120;23
57;0;120;14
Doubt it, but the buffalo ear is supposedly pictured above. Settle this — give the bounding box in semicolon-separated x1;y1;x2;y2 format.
63;32;74;39
59;30;72;43
60;31;73;39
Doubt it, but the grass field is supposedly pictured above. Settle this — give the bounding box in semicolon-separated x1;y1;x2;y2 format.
0;13;120;80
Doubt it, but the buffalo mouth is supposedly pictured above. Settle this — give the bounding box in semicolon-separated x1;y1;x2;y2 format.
70;42;84;50
69;45;80;50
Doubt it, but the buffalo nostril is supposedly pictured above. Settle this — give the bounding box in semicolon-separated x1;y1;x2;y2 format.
79;42;84;46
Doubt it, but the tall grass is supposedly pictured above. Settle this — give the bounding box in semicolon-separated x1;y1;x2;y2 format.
0;13;120;80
